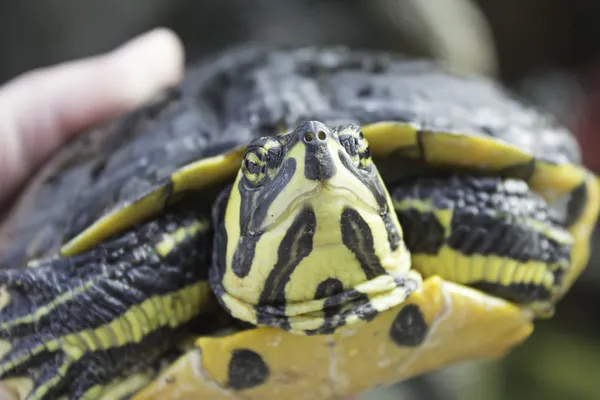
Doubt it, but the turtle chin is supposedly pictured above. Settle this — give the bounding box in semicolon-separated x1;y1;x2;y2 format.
214;183;420;334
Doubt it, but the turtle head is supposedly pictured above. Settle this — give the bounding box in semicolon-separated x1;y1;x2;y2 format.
236;121;393;235
210;121;419;334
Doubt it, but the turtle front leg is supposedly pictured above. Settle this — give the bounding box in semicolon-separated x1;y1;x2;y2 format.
391;174;573;314
0;211;215;400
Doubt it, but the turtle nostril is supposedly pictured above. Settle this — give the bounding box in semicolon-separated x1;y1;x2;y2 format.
303;129;329;144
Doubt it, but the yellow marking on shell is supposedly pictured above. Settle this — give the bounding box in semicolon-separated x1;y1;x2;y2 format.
61;145;246;257
155;221;208;258
419;131;533;172
133;277;533;400
220;131;413;333
60;186;172;257
366;120;595;292
362;122;586;202
362;122;418;158
529;162;587;200
171;145;246;192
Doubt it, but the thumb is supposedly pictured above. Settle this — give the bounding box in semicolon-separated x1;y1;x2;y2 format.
0;27;185;206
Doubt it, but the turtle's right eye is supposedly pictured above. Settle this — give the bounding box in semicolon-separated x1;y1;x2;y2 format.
242;148;268;185
340;130;371;170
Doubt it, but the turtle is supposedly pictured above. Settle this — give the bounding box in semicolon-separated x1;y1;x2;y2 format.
0;45;598;400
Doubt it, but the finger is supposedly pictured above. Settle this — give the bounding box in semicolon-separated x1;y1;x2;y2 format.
0;27;185;205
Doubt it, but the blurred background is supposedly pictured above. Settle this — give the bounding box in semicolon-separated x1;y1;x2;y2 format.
1;1;599;399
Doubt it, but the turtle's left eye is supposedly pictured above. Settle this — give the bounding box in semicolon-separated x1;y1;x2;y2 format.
242;148;268;185
340;131;371;169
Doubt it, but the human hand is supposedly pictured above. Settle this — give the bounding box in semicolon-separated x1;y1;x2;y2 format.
0;27;184;400
0;27;184;209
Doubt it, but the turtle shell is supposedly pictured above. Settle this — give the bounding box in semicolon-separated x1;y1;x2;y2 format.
0;46;597;400
134;277;532;400
0;45;587;268
2;45;596;298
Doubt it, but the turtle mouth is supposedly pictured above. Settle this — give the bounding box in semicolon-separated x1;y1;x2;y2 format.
259;182;383;234
215;272;421;334
323;182;383;212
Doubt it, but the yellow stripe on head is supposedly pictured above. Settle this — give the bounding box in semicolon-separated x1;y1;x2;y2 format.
212;121;417;334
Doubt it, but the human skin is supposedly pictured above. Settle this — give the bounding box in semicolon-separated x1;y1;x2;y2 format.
0;28;362;400
0;27;184;400
0;27;184;209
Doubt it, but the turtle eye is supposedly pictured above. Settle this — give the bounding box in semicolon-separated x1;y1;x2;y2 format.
242;147;268;185
340;131;371;169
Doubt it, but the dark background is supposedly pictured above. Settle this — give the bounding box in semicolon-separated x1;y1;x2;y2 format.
2;1;600;399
